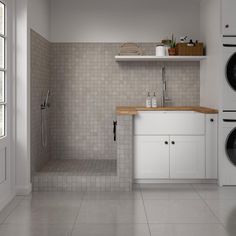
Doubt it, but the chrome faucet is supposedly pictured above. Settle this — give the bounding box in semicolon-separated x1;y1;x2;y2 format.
161;66;172;107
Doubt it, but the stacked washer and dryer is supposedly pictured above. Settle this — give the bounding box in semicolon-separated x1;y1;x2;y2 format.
219;38;236;186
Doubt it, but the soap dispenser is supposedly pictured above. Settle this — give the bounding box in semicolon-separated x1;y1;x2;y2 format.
152;92;158;108
146;92;152;108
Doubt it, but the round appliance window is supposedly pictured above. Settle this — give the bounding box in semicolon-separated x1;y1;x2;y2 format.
226;128;236;166
226;53;236;91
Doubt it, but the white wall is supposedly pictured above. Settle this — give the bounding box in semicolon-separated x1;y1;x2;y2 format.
199;0;221;109
28;0;50;40
50;0;201;42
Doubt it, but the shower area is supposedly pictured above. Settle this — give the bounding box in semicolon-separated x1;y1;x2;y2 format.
30;30;121;191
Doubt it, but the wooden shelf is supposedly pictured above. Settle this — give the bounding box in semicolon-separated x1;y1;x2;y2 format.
115;55;206;62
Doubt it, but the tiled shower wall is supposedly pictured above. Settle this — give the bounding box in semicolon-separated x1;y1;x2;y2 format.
49;43;200;160
31;31;200;169
31;30;50;172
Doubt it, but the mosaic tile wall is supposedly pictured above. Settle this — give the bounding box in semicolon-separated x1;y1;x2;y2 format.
30;30;50;172
50;43;200;160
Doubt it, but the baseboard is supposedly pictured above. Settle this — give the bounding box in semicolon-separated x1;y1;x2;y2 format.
0;192;16;212
134;179;218;184
15;183;32;195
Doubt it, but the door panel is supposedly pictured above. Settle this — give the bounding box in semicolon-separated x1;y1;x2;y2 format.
134;136;169;179
0;147;6;184
0;0;14;209
170;136;205;179
222;0;236;35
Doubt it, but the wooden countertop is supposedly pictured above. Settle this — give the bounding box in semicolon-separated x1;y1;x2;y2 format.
116;106;218;115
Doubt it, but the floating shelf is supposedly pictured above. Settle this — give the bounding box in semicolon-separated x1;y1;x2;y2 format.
115;55;206;62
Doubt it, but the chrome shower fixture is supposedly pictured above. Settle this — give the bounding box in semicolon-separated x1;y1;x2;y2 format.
41;90;50;110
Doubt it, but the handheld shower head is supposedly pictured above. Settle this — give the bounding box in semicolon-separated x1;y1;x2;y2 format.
41;90;51;110
44;90;50;107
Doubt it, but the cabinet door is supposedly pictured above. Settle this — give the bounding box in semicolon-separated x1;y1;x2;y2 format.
170;136;205;179
134;136;169;179
222;0;236;35
206;115;218;179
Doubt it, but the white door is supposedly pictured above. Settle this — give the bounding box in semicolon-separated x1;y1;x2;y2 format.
170;136;205;179
0;0;14;209
222;0;236;35
134;136;169;179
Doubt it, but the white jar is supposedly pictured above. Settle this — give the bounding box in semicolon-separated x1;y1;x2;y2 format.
156;43;166;56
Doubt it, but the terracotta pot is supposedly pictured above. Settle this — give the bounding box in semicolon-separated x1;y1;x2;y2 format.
168;47;176;56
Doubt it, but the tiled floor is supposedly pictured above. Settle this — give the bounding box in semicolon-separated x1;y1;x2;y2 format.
39;159;117;176
1;184;236;235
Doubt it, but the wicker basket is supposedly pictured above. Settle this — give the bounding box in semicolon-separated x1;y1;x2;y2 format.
176;43;204;56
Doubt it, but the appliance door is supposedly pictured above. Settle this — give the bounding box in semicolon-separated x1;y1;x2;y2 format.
226;127;236;166
226;52;236;91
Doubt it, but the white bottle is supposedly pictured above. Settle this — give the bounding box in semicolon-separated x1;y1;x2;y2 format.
152;92;158;108
146;92;152;108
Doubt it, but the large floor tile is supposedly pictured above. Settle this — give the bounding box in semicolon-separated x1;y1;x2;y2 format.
193;184;236;200
0;196;24;224
83;190;142;200
76;200;147;224
4;200;80;224
26;192;84;201
72;224;150;236
144;199;219;223
141;184;200;200
0;223;72;236
149;224;230;236
205;199;236;226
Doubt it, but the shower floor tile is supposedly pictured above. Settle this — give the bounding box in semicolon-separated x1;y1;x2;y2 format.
39;159;117;176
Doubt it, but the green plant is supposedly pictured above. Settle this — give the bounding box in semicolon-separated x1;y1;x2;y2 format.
169;34;176;48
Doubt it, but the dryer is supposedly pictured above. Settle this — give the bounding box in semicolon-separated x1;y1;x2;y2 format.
221;38;236;110
219;111;236;186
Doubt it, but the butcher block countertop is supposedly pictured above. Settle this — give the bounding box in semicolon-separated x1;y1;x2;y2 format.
116;106;218;115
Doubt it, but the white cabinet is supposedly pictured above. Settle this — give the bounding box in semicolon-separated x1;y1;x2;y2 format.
205;114;218;179
170;136;205;179
134;111;218;180
222;0;236;35
134;136;169;179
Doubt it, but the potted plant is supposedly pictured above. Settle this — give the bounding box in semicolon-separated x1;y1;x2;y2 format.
168;34;177;56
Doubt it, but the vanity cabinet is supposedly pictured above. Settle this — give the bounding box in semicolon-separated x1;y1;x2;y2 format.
134;111;218;180
222;0;236;36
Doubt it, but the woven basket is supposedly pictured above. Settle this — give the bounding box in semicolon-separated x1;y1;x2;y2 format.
176;43;204;56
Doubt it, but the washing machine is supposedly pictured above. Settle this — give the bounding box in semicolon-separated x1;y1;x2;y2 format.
221;37;236;110
219;111;236;186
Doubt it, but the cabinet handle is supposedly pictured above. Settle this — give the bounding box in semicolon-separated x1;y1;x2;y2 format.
165;141;168;145
210;118;214;122
225;24;229;28
171;141;175;145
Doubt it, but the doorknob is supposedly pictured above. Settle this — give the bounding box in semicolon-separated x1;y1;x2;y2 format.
165;141;168;145
171;141;175;145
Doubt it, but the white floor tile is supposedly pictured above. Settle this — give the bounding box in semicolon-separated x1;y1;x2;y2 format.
0;196;24;224
144;199;219;223
5;200;80;224
205;199;236;226
141;184;200;200
0;223;72;236
83;190;142;200
76;200;147;224
149;224;229;236
193;184;236;200
72;224;150;236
